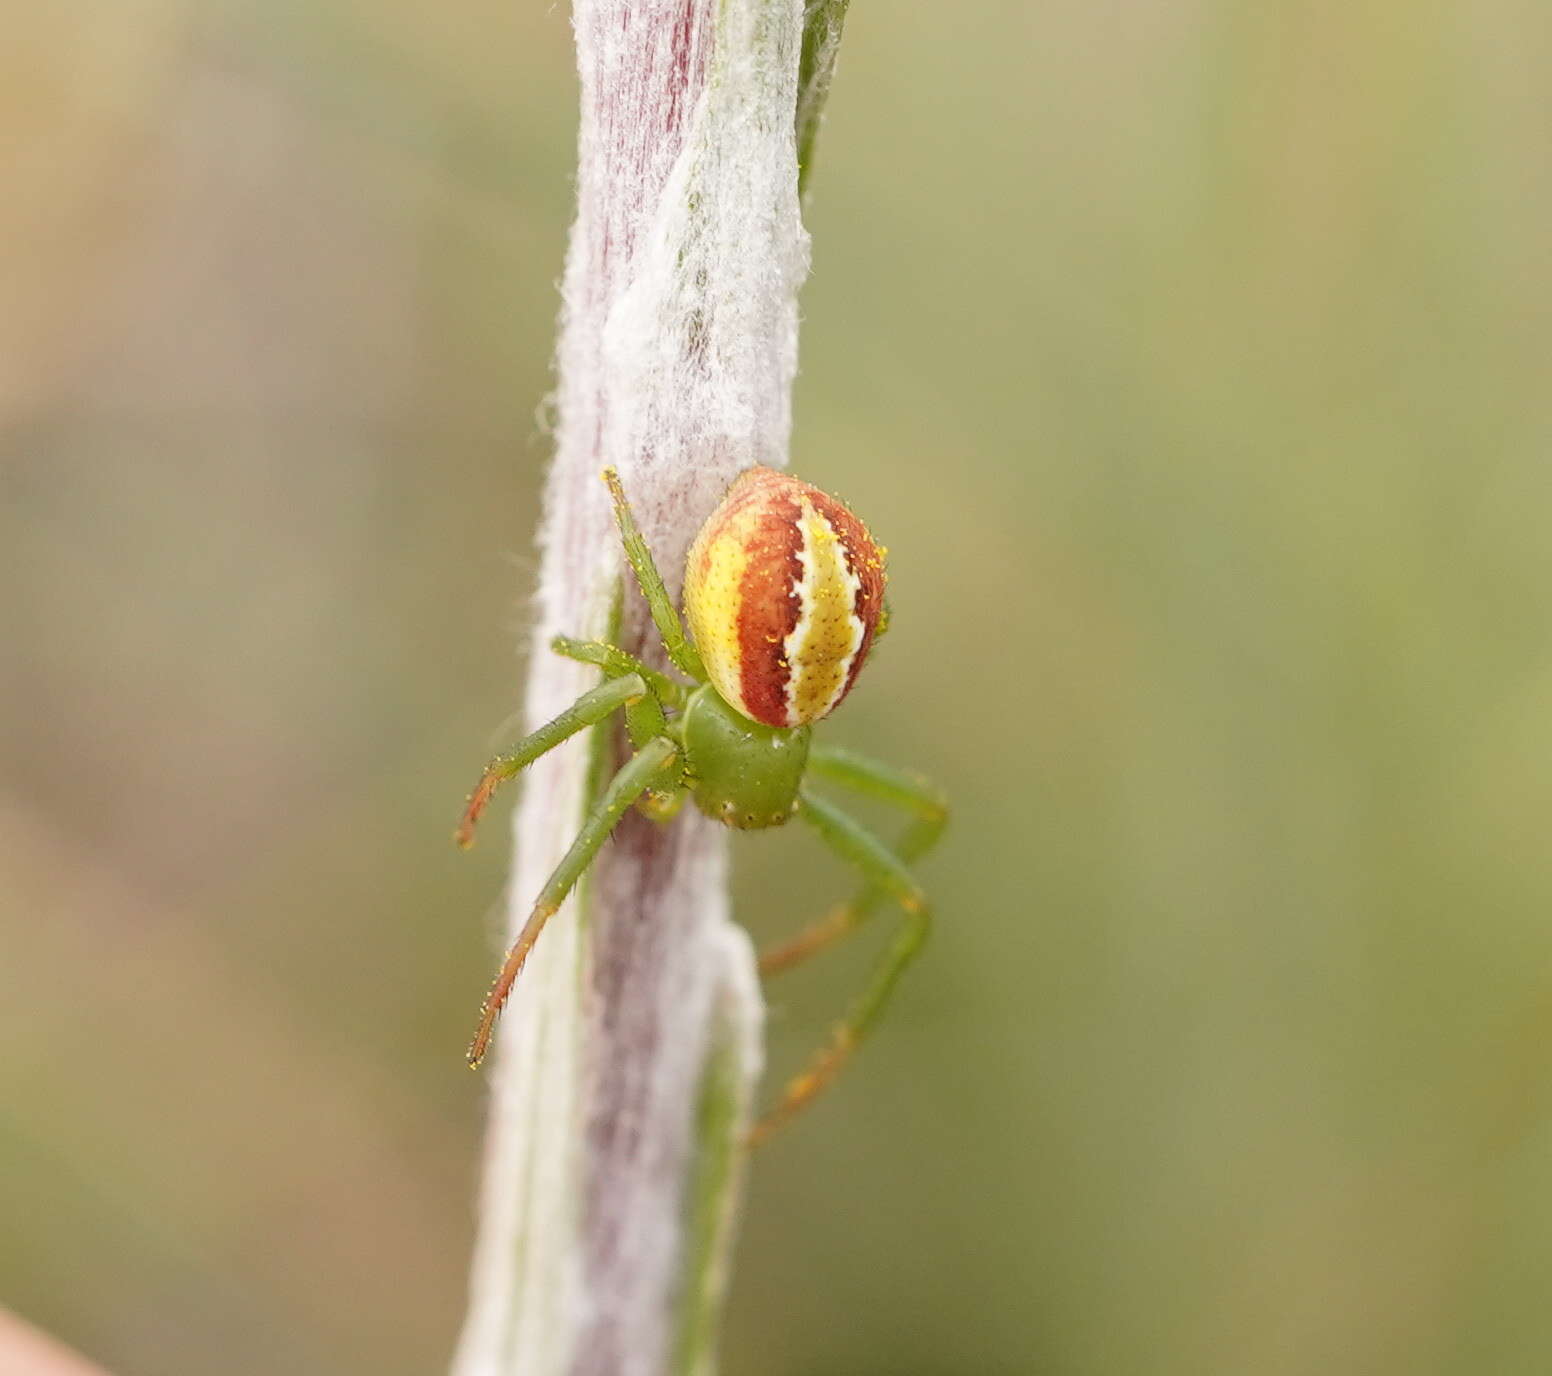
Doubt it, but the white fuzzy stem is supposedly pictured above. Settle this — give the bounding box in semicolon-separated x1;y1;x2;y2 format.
453;2;809;1375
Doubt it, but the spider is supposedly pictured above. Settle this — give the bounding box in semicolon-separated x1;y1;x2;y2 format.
455;465;946;1142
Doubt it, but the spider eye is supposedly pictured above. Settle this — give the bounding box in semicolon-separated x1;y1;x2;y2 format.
683;466;887;729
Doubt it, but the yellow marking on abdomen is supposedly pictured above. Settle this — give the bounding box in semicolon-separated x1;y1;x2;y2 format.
684;513;755;720
784;500;865;724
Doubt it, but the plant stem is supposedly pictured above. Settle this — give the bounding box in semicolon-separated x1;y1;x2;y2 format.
796;0;853;196
453;1;811;1374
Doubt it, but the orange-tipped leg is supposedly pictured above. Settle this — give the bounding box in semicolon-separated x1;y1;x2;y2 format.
746;789;932;1145
456;767;510;850
747;1026;856;1147
757;745;945;979
452;674;649;850
464;736;679;1068
467;901;558;1067
758;904;859;976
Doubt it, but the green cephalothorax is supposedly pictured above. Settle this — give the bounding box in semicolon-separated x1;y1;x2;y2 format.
456;467;946;1144
680;684;810;829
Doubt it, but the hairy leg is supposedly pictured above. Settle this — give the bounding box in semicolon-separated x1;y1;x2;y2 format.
750;788;931;1144
455;674;650;849
602;468;707;682
550;635;688;707
467;735;681;1066
550;635;684;819
759;746;946;974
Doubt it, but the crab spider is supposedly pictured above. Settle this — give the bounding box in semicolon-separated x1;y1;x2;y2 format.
456;465;946;1143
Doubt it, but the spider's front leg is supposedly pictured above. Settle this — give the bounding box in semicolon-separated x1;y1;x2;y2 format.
550;635;689;708
549;636;689;821
603;468;707;683
454;673;653;849
750;787;934;1145
467;734;683;1066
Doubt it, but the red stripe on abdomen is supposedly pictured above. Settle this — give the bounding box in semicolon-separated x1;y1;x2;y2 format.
734;486;804;726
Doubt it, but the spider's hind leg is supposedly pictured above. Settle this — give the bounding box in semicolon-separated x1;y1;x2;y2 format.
759;746;946;975
750;787;933;1146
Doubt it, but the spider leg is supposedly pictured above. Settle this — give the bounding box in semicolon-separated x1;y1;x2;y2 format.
550;635;689;708
549;635;685;820
603;468;708;683
759;746;946;975
455;673;650;849
467;734;681;1066
749;787;931;1145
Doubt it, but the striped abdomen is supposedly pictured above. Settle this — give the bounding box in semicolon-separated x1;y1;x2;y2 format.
683;467;887;728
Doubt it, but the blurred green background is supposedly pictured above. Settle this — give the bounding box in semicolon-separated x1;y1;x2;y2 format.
6;2;1552;1373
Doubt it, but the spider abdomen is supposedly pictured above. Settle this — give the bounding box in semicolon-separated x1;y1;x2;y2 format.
683;466;887;729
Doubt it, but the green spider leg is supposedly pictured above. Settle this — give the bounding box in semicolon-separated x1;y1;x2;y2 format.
550;635;690;709
603;467;708;683
455;673;654;850
550;635;688;821
467;734;682;1067
458;466;711;1065
759;746;947;975
749;782;936;1145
